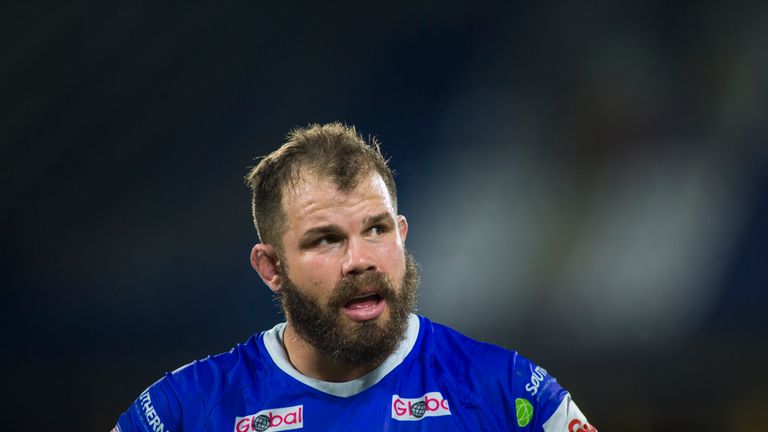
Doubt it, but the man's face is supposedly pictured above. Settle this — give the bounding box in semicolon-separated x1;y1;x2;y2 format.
277;170;418;366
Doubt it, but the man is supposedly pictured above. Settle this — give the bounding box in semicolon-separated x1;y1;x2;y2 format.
114;123;596;431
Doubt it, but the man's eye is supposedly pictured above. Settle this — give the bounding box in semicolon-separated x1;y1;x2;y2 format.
369;225;387;236
315;236;339;246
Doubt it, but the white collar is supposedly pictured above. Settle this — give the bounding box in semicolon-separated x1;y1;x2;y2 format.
262;314;420;398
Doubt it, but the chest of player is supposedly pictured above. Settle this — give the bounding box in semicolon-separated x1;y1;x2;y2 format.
200;372;501;431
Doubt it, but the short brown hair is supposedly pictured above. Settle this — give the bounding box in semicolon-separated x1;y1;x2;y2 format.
245;122;397;248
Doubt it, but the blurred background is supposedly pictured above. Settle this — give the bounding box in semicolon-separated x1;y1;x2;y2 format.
2;1;766;430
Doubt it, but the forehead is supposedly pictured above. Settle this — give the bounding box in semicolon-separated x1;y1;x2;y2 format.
281;170;395;230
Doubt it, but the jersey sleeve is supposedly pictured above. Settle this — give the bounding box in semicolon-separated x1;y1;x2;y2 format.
540;392;597;432
512;354;597;432
115;375;183;432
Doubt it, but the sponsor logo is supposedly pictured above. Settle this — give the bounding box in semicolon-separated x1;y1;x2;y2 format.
139;389;171;432
515;398;533;427
391;392;451;421
525;366;548;396
569;419;598;432
235;405;303;432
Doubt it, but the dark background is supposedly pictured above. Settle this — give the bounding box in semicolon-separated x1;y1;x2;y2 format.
2;1;767;431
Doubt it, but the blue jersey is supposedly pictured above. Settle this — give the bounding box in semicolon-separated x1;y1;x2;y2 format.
116;315;595;431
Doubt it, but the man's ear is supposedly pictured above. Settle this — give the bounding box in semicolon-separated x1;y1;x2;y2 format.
397;215;408;243
250;244;283;293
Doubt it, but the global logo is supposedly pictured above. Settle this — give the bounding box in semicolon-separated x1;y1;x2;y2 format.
515;398;533;427
234;405;303;432
391;392;451;421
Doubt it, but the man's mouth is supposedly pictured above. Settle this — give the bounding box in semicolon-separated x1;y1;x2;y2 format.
341;292;386;321
344;293;382;309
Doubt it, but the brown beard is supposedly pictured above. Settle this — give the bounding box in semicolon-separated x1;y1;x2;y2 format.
278;252;419;367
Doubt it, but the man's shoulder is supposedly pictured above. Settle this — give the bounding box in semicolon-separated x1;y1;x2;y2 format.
166;328;272;397
143;328;274;409
416;315;578;428
417;315;522;365
416;315;553;394
116;329;276;432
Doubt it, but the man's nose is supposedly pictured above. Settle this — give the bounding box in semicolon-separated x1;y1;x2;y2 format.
343;236;377;276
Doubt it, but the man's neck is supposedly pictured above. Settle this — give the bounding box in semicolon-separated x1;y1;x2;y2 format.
281;324;379;382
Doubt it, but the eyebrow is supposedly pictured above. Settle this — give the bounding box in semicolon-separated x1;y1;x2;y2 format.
363;212;395;226
300;224;343;241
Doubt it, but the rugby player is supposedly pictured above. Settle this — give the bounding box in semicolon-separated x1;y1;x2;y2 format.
114;123;596;431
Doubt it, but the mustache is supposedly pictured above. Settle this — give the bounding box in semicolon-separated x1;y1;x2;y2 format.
327;271;397;309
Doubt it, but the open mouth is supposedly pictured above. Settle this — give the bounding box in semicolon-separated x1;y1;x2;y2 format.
341;293;386;321
344;293;382;310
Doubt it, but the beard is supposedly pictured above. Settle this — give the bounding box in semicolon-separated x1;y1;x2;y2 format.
278;252;419;368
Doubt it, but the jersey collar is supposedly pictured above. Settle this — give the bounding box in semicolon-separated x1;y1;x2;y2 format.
262;313;420;398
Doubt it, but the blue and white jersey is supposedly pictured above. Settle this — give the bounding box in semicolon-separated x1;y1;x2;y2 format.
116;315;595;431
